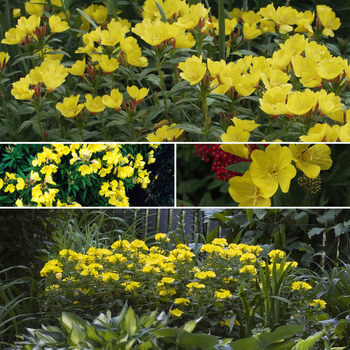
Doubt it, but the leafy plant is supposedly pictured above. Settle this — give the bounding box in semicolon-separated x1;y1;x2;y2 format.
0;266;41;347
11;304;227;350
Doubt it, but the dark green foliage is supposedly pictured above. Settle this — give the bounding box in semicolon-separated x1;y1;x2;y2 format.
10;305;224;350
0;210;53;279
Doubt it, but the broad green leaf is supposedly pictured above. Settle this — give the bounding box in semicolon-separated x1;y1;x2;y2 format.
295;331;324;350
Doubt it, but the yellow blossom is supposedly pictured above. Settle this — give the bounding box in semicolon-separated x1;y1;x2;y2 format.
56;95;84;119
127;86;149;102
49;14;70;33
85;94;106;114
178;55;207;85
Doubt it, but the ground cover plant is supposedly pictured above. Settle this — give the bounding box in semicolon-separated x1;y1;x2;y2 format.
0;0;350;141
177;143;350;207
0;143;174;207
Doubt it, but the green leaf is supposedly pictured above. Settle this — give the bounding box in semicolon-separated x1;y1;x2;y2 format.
76;8;98;29
225;162;250;174
295;331;324;350
181;319;196;333
258;324;305;347
230;337;260;350
307;227;324;238
67;321;87;346
155;0;167;22
121;307;139;336
176;123;204;135
61;312;86;334
206;226;219;243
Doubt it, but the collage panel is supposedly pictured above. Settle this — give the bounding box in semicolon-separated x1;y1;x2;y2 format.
0;143;175;207
1;0;350;347
177;143;350;207
2;208;350;348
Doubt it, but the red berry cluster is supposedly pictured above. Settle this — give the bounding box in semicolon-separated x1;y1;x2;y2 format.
194;144;258;182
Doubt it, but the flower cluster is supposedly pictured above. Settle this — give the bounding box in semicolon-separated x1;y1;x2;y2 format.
194;144;257;181
40;237;321;336
0;143;159;207
224;143;332;206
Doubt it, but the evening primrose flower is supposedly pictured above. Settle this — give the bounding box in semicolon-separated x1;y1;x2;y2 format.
286;89;317;116
249;144;297;198
228;171;271;207
310;299;327;309
16;177;26;191
146;124;184;141
49;14;70;33
67;58;86;76
1;27;26;45
78;164;93;176
215;289;232;299
155;233;170;242
243;23;262;40
98;55;119;73
85;94;106;113
317;57;347;80
170;309;183;317
17;15;41;34
316;5;341;37
11;76;35;100
127;86;149;102
178;55;207;85
259;85;291;116
290;144;332;179
56;95;84;119
292;281;312;291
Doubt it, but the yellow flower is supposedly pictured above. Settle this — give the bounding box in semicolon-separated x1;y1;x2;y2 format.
16;177;25;191
11;77;35;100
78;164;92;176
228;171;271;207
310;299;327;309
41;68;67;92
5;184;16;193
243;23;262;40
178;55;207;85
259;85;291;116
286;89;317;116
317;57;347;80
249;144;297;198
102;89;123;109
98;55;119;73
317;5;341;37
170;309;183;317
85;94;106;114
49;14;70;33
127;86;149;102
195;271;216;279
56;95;84;119
215;289;232;299
0;52;10;66
289;144;332;178
292;281;312;291
239;265;257;275
15;198;24;207
146;123;183;142
155;233;170;242
67;58;86;76
25;0;43;16
17;15;41;34
1;27;26;45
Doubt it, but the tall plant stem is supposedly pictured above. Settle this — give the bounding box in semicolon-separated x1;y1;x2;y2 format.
157;58;169;120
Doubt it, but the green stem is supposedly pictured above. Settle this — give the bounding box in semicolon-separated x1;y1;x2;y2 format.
218;0;225;61
157;58;169;120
